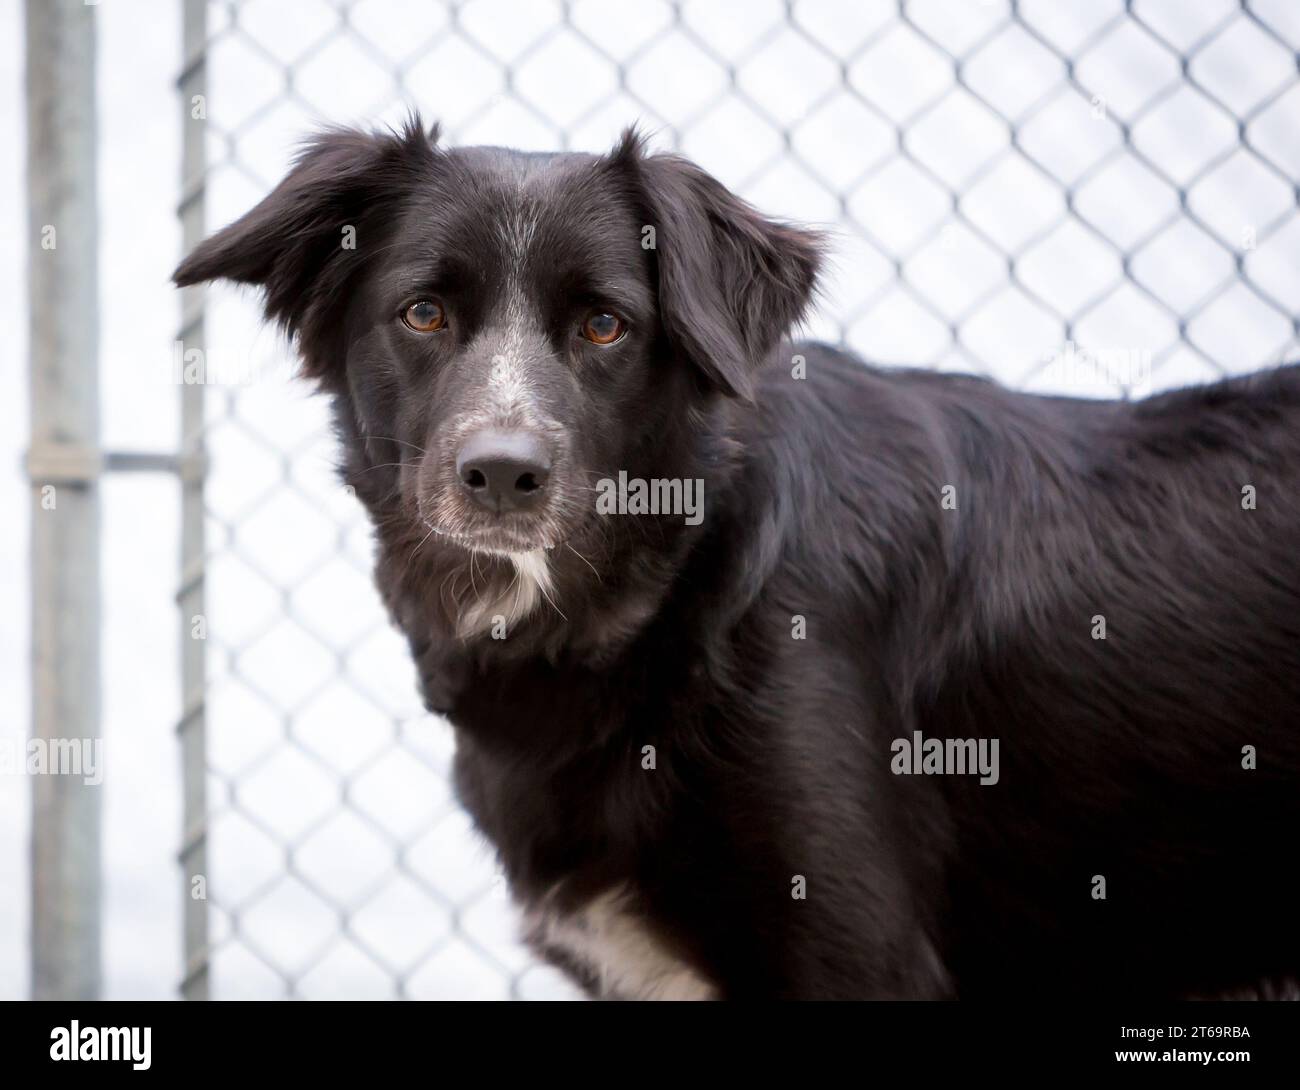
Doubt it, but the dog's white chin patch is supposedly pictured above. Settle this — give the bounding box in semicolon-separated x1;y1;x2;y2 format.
455;547;554;639
508;548;553;601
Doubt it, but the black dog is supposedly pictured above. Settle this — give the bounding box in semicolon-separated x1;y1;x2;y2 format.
175;118;1300;1000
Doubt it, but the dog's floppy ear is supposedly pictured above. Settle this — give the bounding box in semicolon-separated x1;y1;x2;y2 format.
613;130;824;400
172;116;438;380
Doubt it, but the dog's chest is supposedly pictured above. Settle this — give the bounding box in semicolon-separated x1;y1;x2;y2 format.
521;885;717;1000
450;708;720;999
447;648;722;998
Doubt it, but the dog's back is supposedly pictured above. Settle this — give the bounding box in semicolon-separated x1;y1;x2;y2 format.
734;347;1300;995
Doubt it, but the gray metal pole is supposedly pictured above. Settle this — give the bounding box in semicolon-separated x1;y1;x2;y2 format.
176;0;210;1001
25;0;102;1001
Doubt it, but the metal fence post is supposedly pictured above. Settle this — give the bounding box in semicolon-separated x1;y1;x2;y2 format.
25;0;102;1002
177;0;211;1001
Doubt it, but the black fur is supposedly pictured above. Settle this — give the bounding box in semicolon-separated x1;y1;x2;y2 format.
175;118;1300;999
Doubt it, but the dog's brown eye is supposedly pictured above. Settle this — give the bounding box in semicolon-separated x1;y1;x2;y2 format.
403;300;446;333
581;311;625;345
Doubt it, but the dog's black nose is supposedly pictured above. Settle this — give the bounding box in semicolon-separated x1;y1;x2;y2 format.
456;430;551;513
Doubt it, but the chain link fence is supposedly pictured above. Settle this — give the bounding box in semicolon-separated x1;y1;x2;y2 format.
179;0;1300;999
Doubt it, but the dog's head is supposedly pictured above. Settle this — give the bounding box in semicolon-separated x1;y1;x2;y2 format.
174;118;821;622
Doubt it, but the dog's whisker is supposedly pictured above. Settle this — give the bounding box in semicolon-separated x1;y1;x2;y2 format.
361;434;431;455
351;459;426;476
565;542;602;583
